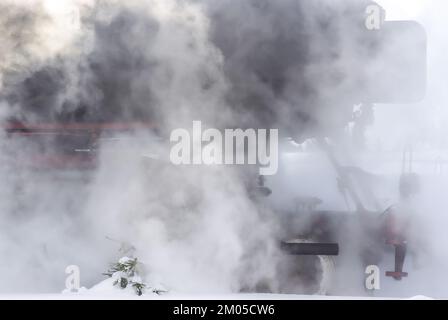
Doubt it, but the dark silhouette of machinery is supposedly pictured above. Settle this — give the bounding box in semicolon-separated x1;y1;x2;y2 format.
0;1;427;294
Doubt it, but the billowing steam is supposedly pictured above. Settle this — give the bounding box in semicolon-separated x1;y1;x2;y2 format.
0;0;445;298
0;0;385;135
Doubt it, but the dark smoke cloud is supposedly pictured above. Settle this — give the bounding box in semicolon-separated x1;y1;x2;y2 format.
1;0;379;139
206;0;378;138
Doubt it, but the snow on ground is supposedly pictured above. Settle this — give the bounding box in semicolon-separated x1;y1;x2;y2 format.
0;277;435;300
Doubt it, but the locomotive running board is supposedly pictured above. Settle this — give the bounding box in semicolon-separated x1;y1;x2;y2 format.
280;242;339;256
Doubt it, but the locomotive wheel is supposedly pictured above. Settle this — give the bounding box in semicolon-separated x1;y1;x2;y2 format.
278;238;336;295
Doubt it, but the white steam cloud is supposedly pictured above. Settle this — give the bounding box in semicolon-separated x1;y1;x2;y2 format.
0;0;446;298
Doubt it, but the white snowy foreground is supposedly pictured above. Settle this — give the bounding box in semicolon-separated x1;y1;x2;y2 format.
0;278;434;300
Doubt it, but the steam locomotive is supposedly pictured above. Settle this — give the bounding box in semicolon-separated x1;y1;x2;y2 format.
0;0;427;295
